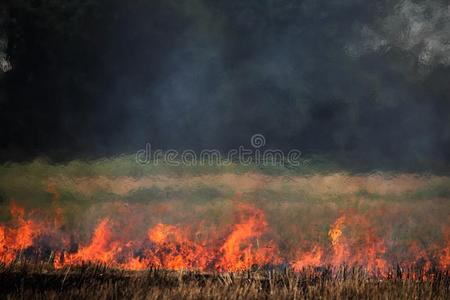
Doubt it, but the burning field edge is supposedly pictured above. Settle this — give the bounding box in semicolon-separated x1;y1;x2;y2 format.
0;159;449;298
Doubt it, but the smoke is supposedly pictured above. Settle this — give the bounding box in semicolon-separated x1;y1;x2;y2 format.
1;0;450;170
347;0;450;66
0;41;11;73
0;5;10;73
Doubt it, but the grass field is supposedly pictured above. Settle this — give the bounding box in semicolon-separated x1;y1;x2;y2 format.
0;157;449;298
1;263;449;299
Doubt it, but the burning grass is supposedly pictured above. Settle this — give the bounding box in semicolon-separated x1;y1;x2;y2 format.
0;158;449;297
1;198;448;274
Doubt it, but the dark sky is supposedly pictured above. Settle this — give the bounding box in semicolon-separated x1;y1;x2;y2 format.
0;0;449;170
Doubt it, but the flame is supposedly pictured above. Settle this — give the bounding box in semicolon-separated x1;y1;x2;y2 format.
292;246;323;271
0;202;43;264
0;200;448;274
146;223;210;270
57;219;120;267
440;227;450;269
328;215;348;266
327;214;388;274
215;203;280;271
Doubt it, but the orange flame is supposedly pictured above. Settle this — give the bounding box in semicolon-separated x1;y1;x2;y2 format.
146;223;211;270
440;227;450;269
216;203;280;271
328;214;388;274
328;215;348;267
56;219;120;267
0;201;448;274
0;202;43;264
292;246;323;271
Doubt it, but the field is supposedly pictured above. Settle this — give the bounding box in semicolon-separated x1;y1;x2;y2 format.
1;264;449;299
0;157;449;298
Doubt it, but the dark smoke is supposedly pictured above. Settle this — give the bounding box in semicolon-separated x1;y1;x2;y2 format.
0;0;449;171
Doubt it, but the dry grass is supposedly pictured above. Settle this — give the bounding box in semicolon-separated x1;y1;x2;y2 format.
1;160;449;298
0;263;448;299
50;173;447;197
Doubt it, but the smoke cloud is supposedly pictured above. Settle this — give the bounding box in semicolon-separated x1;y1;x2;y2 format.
0;0;449;170
347;0;450;66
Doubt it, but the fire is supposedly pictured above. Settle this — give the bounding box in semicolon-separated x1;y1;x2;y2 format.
0;200;448;275
146;223;211;270
292;246;323;271
55;203;279;271
56;219;120;267
0;202;42;264
440;228;450;269
215;203;280;271
328;215;348;266
327;214;388;274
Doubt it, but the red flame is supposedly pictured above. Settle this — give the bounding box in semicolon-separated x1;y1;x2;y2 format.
55;219;120;267
0;202;42;264
215;203;280;271
146;223;211;270
0;200;448;275
440;228;450;269
292;246;323;271
328;214;388;274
